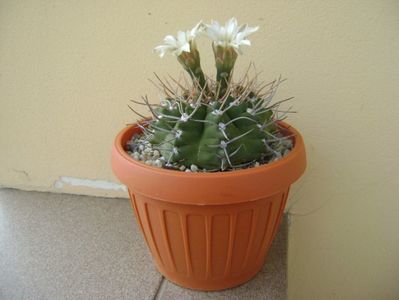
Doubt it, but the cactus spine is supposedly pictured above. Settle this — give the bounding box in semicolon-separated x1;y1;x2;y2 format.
132;18;294;171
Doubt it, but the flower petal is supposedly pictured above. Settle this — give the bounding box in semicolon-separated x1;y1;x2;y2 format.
181;42;190;53
226;17;237;36
164;35;176;43
239;39;251;46
190;20;204;38
203;18;259;54
177;31;187;44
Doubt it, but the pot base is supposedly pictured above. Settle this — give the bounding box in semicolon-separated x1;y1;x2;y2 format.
158;259;266;291
129;190;288;291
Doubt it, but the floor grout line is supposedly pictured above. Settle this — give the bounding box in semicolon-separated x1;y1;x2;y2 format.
153;276;166;300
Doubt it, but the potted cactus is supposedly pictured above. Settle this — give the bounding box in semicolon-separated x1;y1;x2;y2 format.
111;18;306;291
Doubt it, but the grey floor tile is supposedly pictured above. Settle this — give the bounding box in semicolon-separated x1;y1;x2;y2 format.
0;188;287;300
157;217;288;300
0;188;162;300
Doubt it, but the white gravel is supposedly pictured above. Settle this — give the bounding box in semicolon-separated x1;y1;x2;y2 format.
125;133;292;172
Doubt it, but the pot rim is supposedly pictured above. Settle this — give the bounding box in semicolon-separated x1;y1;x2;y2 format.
111;120;306;204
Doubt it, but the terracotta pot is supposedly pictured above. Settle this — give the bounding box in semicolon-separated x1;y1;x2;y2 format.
111;121;306;291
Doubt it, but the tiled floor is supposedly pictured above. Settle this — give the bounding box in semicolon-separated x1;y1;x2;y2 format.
0;188;287;299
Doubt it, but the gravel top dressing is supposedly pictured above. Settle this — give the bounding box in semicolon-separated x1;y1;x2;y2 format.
125;132;293;173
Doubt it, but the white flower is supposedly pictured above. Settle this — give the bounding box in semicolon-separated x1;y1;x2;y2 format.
188;20;204;41
154;21;204;58
205;18;259;54
154;31;190;58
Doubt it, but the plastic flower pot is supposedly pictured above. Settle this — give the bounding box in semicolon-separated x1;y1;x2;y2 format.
111;121;306;291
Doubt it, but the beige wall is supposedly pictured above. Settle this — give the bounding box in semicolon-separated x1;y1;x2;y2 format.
1;1;398;299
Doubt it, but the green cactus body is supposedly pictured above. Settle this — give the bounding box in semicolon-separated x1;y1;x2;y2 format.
149;96;277;170
137;19;292;171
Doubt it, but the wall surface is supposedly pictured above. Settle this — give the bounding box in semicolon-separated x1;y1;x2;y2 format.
1;1;398;299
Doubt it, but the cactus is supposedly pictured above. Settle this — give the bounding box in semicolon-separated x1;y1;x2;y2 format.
130;18;294;171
